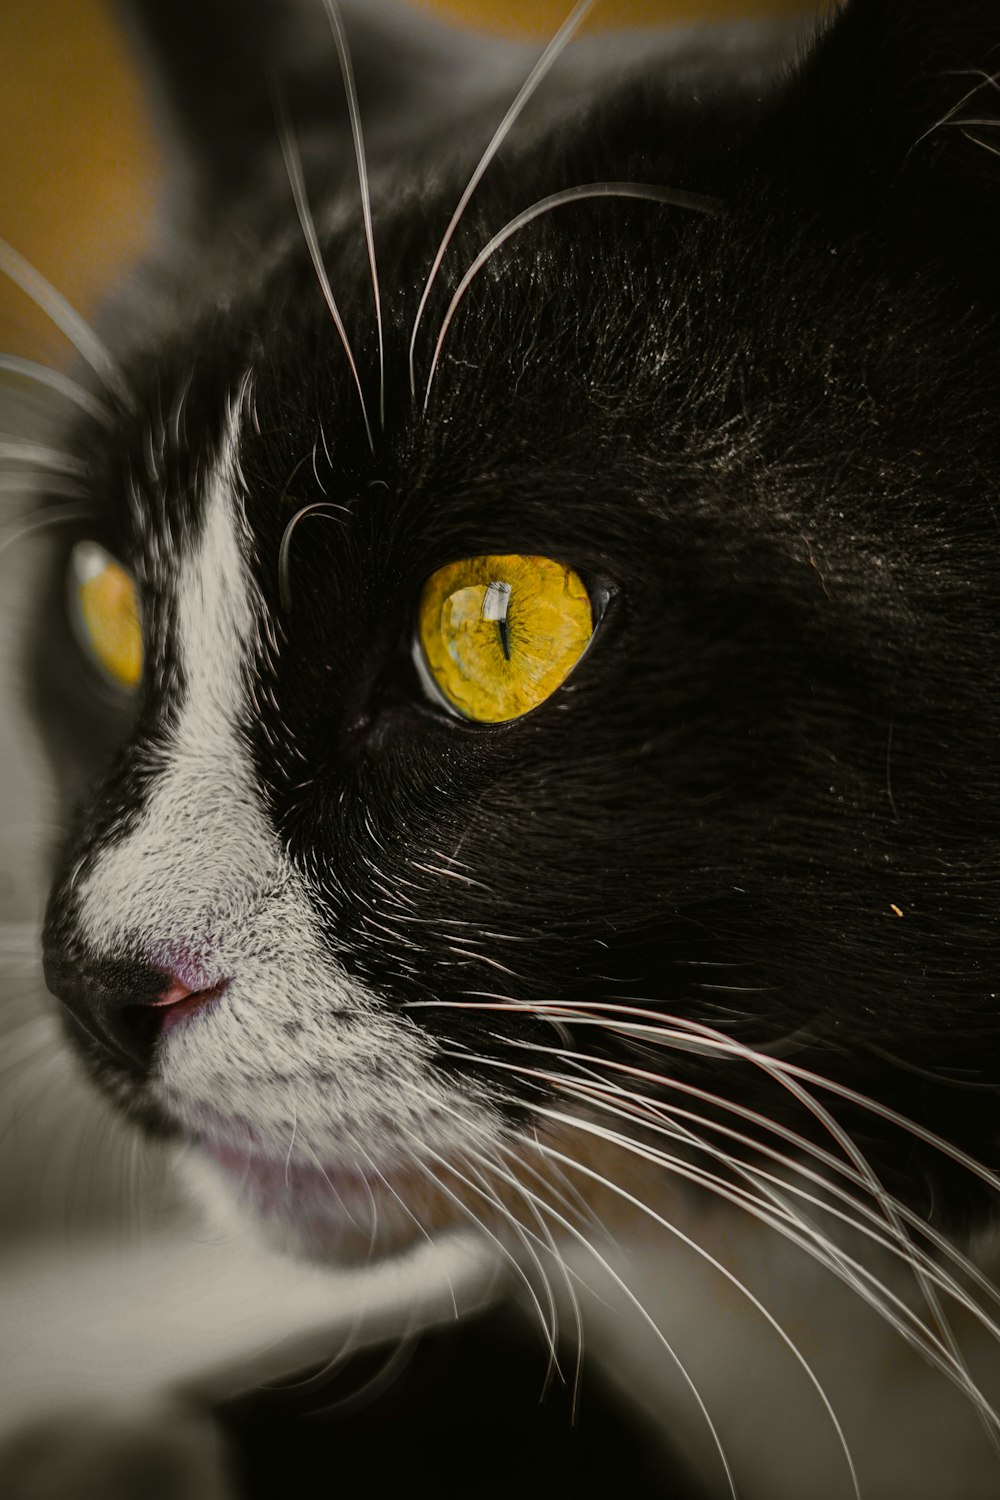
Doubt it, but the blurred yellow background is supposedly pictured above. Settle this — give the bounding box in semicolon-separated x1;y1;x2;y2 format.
0;0;814;362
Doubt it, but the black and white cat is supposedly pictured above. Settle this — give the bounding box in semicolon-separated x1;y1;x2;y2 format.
6;0;1000;1495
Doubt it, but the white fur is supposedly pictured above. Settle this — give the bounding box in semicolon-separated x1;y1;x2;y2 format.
73;416;504;1246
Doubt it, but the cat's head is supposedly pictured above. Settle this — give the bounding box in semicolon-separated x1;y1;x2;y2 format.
33;0;1000;1268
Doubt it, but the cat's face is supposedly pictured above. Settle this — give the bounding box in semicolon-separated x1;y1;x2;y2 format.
32;0;1000;1286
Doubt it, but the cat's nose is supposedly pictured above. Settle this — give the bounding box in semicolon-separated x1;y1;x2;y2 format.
43;950;225;1073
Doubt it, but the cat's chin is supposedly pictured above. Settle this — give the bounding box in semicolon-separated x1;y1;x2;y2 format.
178;1134;492;1268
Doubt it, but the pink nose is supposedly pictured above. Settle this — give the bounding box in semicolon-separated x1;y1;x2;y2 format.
149;975;229;1034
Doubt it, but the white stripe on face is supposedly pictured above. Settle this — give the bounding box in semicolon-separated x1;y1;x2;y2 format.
72;426;501;1252
77;442;279;958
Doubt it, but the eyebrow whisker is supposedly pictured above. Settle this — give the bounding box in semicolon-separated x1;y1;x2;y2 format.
272;85;375;454
408;0;600;401
321;0;385;434
423;181;721;411
0;240;133;410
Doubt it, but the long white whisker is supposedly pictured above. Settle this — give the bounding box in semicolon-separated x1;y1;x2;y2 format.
436;1029;1000;1429
593;1008;977;1392
530;1103;1000;1438
348;1127;382;1255
419;996;1000;1195
272;88;374;452
449;1024;1000;1399
0;439;86;475
357;1140;434;1249
500;1056;971;1428
510;1146;739;1500
423;181;720;411
545;1064;1000;1350
422;1000;1000;1336
592;1003;1000;1416
964;132;1000;159
503;1142;587;1414
601;1000;1000;1199
393;1095;563;1370
309;1332;421;1419
408;0;600;398
407;1088;731;1466
320;0;384;431
298;1135;364;1232
0;240;133;409
533;1111;1000;1444
908;68;1000;158
0;504;94;563
277;501;349;610
459;1148;564;1389
482;1031;1000;1327
404;1140;560;1370
0;354;112;424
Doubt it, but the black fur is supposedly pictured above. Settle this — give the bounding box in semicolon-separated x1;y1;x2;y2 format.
28;1;1000;1488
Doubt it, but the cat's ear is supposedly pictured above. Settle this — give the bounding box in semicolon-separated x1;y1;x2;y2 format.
762;0;1000;271
113;0;499;229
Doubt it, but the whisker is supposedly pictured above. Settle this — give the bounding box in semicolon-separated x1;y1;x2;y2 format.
494;1030;1000;1321
425;1128;597;1407
413;997;1000;1285
436;1024;1000;1428
0;439;87;475
543;1064;1000;1351
308;1332;421;1419
964;132;1000;159
320;0;384;431
531;1078;1000;1426
404;1138;560;1370
0;239;133;409
298;1135;364;1233
395;1092;562;1366
277;501;350;611
446;1018;1000;1372
460;1149;564;1390
354;1140;450;1310
272;87;374;452
434;996;1000;1198
0;354;112;425
503;1142;587;1414
352;1129;382;1256
532;1119;996;1459
0;503;93;563
423;181;721;411
512;1144;740;1500
908;68;1000;159
408;0;600;399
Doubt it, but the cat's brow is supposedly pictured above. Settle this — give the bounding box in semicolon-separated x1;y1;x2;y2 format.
408;0;600;400
320;0;384;433
273;87;375;453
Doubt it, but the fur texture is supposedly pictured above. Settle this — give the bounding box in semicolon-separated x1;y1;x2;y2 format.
18;1;1000;1494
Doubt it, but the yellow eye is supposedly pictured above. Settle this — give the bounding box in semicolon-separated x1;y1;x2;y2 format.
68;541;143;692
416;554;593;723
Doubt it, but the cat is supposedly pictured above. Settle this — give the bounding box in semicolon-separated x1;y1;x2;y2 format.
4;0;1000;1495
